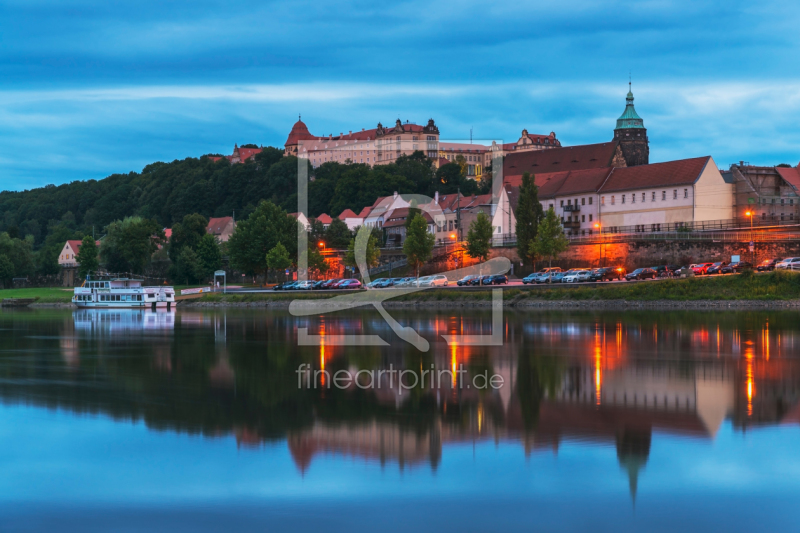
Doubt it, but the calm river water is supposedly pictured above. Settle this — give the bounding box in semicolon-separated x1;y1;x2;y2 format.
1;307;799;532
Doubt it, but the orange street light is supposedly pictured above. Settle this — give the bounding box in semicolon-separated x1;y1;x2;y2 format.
449;233;457;240
318;241;325;248
594;223;601;229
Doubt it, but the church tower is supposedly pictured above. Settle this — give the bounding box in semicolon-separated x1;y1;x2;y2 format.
613;83;649;166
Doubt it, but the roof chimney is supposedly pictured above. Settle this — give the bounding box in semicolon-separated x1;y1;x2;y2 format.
434;191;439;204
349;130;352;135
393;191;398;199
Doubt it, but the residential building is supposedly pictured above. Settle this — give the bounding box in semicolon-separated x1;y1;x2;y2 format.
383;208;436;247
58;240;98;268
314;213;333;228
289;212;311;230
362;192;411;229
438;142;488;178
207;216;236;242
207;144;262;164
725;163;800;223
483;130;562;169
284;118;440;168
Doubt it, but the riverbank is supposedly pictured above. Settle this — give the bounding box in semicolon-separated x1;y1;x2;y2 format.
182;271;800;309
6;271;800;310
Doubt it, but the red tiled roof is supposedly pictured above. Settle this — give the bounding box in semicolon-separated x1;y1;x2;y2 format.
316;213;333;224
507;167;614;198
236;147;261;161
598;156;711;193
383;208;434;228
504;142;620;180
285;119;317;145
207;156;222;162
338;209;358;219
356;206;372;218
776;166;800;191
164;228;172;239
207;216;234;235
66;240;83;253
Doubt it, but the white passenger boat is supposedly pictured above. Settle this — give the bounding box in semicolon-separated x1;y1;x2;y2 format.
72;277;177;310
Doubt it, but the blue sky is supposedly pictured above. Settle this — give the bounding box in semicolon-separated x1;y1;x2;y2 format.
1;0;800;190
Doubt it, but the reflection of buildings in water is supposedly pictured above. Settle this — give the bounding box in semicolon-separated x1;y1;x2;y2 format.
73;309;175;334
287;421;441;474
59;337;79;368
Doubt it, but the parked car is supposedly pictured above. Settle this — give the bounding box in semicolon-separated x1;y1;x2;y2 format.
490;274;508;285
692;263;714;275
294;280;315;290
312;280;327;289
562;269;585;283
394;277;416;287
757;259;777;272
776;257;800;270
320;278;342;289
706;261;729;275
273;281;295;290
549;271;567;283
479;275;494;285
626;268;657;281
525;267;561;284
419;275;449;287
337;279;362;289
457;275;477;286
589;267;625;282
721;261;753;274
576;270;594;282
522;273;538;284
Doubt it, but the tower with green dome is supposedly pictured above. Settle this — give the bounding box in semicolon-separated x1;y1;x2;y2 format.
613;83;649;166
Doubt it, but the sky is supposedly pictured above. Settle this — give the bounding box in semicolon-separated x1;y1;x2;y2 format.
1;0;800;191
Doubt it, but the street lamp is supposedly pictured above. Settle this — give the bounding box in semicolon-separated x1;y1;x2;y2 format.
594;223;603;268
745;211;754;263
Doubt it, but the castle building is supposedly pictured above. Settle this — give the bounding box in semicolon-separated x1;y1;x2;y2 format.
284;117;440;168
613;83;649;166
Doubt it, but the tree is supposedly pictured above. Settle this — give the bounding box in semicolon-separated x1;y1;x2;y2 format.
100;217;164;274
464;210;493;264
0;255;13;288
169;213;208;263
76;235;99;279
435;162;479;195
403;213;435;281
266;242;292;282
228;200;299;279
533;208;569;267
344;231;381;271
307;247;330;279
324;218;352;249
174;247;204;285
515;172;545;269
195;233;222;278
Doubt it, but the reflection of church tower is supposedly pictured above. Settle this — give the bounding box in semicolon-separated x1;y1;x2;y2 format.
616;428;651;504
613;83;649;166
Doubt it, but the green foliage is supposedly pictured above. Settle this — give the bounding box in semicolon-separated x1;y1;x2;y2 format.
465;210;493;263
307;247;329;277
435;162;479;195
515;173;544;266
168;213;207;263
196;233;222;278
76;235;99;279
0;255;14;287
324;218;352;249
533;208;569;267
100;216;164;274
0;233;35;279
228;201;298;277
174;246;205;285
403;213;435;278
266;242;292;272
344;230;381;270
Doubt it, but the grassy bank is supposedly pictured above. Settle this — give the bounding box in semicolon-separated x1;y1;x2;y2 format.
0;287;74;303
186;271;800;305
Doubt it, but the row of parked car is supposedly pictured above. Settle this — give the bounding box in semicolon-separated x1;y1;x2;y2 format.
273;278;363;290
520;266;631;284
366;275;450;288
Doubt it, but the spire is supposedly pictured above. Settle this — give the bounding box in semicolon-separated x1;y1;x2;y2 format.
615;83;644;130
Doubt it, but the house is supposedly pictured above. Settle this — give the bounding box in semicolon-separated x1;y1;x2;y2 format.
458;187;517;241
315;213;333;228
338;209;364;231
363;192;411;229
207;217;236;242
289;212;311;230
58;240;88;268
724;163;800;223
383;208;436;247
207;144;263;164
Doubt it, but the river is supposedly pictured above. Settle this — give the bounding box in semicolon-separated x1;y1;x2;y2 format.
1;308;798;532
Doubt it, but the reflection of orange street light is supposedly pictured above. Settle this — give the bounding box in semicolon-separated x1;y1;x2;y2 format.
594;223;603;268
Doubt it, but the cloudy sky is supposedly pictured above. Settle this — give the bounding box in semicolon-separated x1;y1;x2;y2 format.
1;0;799;190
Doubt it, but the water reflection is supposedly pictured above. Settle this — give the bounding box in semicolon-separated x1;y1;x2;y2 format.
1;308;799;503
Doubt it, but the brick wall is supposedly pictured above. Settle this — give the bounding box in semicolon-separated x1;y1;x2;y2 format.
491;240;800;276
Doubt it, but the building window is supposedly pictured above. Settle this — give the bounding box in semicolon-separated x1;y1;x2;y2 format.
673;190;677;199
652;192;656;201
662;191;666;201
581;198;586;205
622;195;625;204
684;189;688;198
549;204;554;210
560;200;564;207
589;197;593;205
601;197;605;205
632;193;636;204
611;196;615;205
781;199;785;205
581;215;585;222
567;199;571;205
589;214;593;222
